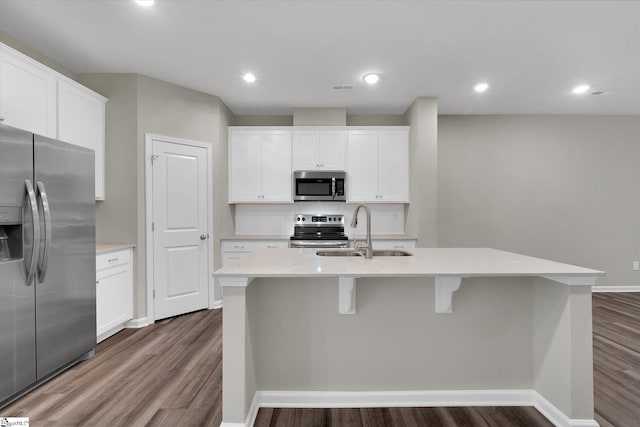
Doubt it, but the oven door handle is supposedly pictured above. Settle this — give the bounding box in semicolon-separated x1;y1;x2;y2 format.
289;240;350;248
331;176;336;200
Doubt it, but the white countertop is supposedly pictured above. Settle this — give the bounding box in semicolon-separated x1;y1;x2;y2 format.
222;234;290;240
96;243;135;255
221;234;417;241
213;247;604;279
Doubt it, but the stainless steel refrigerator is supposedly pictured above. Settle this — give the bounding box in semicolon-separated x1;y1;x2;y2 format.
0;123;96;406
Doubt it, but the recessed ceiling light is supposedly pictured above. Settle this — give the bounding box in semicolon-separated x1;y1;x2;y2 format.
474;83;489;93
243;73;256;83
572;85;590;95
135;0;155;6
362;73;380;85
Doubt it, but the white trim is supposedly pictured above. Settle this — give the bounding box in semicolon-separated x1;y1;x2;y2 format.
255;389;533;408
246;393;259;427
210;299;223;310
145;133;215;323
592;285;640;293
229;389;599;427
97;325;125;343
533;392;600;427
124;317;151;328
220;393;259;427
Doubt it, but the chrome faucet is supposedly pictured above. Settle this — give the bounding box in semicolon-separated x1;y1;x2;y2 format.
351;204;373;259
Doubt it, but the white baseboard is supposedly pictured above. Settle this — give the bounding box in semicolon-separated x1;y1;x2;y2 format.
211;299;223;309
124;317;151;328
534;392;599;427
221;389;598;427
592;285;640;293
97;325;125;343
220;393;258;427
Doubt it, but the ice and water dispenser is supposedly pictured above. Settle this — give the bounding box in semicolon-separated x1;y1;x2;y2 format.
0;206;23;262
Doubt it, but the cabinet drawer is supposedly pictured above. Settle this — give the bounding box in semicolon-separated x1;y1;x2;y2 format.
221;240;288;253
96;249;131;271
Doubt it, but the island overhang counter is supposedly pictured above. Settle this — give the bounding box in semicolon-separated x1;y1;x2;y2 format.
214;247;604;427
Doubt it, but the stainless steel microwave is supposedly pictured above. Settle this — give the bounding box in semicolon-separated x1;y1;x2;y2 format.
293;171;346;202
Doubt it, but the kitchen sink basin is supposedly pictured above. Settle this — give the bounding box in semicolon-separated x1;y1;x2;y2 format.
316;249;413;257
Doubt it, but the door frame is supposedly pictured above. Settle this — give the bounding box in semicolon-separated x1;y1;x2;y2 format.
144;133;214;323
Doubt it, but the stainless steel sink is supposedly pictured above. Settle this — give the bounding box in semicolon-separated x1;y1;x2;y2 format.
316;249;413;257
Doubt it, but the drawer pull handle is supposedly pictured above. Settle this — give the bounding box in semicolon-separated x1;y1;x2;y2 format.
108;258;118;263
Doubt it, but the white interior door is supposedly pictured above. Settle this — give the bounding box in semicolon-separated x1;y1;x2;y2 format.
151;138;210;320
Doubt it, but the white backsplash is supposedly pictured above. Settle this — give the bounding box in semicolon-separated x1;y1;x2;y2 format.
235;203;406;236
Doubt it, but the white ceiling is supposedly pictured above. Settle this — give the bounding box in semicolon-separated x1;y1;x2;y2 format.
1;0;638;115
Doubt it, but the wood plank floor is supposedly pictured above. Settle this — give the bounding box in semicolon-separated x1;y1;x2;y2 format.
592;292;640;427
2;292;638;426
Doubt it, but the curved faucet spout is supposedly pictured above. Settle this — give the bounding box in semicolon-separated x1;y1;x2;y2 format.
351;204;373;259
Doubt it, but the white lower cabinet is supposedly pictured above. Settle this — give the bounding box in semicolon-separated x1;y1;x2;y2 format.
372;239;417;249
96;248;133;343
221;240;288;266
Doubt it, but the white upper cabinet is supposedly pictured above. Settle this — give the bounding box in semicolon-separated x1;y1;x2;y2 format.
347;129;410;203
229;128;292;203
347;131;379;201
0;44;57;138
292;130;346;171
58;79;107;200
0;43;107;200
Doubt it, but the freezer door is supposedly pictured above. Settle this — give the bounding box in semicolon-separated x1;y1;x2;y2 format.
0;125;36;403
34;135;96;379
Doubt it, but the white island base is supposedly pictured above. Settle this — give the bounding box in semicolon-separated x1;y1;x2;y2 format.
215;248;603;427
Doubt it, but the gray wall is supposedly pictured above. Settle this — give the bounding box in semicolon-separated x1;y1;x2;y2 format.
438;115;640;286
248;277;533;391
234;115;293;126
404;97;438;246
234;114;406;127
78;74;138;248
135;75;235;316
78;74;235;318
0;31;78;80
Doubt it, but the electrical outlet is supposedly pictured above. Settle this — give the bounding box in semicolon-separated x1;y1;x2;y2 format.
633;261;640;271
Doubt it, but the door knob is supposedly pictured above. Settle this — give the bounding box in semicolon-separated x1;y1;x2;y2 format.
200;234;208;240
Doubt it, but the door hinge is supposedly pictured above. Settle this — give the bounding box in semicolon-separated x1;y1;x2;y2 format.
151;154;158;164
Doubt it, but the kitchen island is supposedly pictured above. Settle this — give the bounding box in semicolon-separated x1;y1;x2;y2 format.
215;248;603;427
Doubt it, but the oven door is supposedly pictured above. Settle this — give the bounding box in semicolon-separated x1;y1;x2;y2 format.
293;177;335;201
289;240;350;248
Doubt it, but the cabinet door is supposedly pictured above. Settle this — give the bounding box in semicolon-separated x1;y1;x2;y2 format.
0;45;57;138
261;131;292;202
58;79;106;200
318;131;346;170
229;131;262;202
96;265;130;339
347;131;379;202
292;131;319;170
379;131;409;202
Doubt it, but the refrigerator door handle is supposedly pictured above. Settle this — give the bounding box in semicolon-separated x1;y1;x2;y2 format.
25;179;40;285
36;181;52;282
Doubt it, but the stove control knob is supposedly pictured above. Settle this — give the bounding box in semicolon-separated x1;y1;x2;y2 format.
302;217;306;221
297;216;301;221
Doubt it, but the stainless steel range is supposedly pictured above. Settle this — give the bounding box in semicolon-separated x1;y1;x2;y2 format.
289;214;350;248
